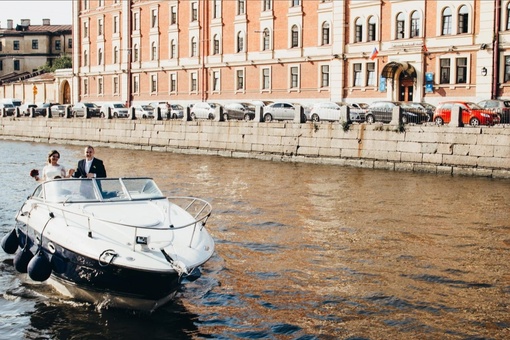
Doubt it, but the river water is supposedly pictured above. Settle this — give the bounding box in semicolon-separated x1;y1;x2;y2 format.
0;140;509;339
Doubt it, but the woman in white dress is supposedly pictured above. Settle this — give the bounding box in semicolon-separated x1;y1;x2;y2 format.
31;150;69;181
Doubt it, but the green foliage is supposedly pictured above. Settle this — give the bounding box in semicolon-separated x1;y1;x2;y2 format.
39;54;72;72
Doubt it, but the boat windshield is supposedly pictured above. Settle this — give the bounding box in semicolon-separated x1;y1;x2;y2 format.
34;178;165;203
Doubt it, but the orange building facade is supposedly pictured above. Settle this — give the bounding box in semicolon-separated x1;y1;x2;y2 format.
71;0;510;107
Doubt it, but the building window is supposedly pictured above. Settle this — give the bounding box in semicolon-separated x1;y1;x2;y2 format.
151;75;157;93
355;18;362;43
84;0;89;10
14;60;20;71
68;38;72;48
236;70;244;90
396;12;405;39
191;37;197;57
133;44;139;61
133;75;139;94
440;58;450;84
263;0;272;11
83;22;88;38
32;40;39;49
84;50;88;66
171;6;177;24
353;63;362;86
291;0;300;7
55;40;61;50
290;66;299;88
170;73;177;92
191;2;198;22
456;58;467;83
83;79;88;95
321;65;329;88
113;46;118;63
458;5;469;34
133;12;139;31
151;42;157;60
213;0;220;18
237;32;244;52
505;56;510;82
151;9;158;28
191;72;197;92
98;18;103;36
113;76;119;94
212;71;220;91
98;48;103;65
263;29;270;50
213;35;220;54
367;62;375;86
291;25;299;48
113;16;118;34
321;22;330;45
507;3;510;30
237;0;245;15
410;11;420;38
98;78;103;95
262;68;270;89
368;16;376;41
170;40;176;58
442;7;452;35
13;41;19;50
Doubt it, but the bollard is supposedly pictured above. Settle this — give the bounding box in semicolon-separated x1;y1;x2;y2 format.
130;106;136;120
1;108;5;117
389;106;402;126
214;106;223;121
293;104;306;123
339;105;352;124
66;105;72;118
449;105;464;127
183;106;192;121
29;107;35;118
254;105;263;122
155;107;162;120
46;107;52;119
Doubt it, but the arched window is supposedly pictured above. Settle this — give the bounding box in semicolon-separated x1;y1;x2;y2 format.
458;5;469;34
355;18;362;42
263;28;270;50
410;11;420;37
368;16;376;41
442;7;452;35
291;25;299;47
396;12;405;39
321;22;330;45
237;31;244;52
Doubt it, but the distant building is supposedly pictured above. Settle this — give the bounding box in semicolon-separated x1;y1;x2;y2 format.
0;19;72;83
71;1;509;106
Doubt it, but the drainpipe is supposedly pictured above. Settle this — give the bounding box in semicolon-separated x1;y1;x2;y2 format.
126;1;132;107
492;0;500;99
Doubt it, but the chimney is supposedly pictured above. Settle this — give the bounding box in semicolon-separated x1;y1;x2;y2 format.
20;19;30;26
7;19;13;29
43;19;50;26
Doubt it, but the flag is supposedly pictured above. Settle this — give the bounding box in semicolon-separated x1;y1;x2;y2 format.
370;47;379;60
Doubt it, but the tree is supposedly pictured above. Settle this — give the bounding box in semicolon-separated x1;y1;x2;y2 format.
39;54;72;72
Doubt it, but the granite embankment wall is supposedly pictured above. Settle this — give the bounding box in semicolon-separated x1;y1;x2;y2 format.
1;116;509;178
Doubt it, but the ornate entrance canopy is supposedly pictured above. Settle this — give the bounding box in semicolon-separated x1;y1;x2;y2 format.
381;62;416;79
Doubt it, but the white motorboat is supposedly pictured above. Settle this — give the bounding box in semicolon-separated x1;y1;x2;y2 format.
1;177;215;312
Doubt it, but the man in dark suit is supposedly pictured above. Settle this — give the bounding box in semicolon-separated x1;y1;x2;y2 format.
70;145;107;178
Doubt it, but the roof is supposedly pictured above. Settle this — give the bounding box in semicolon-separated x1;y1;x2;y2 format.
0;24;71;35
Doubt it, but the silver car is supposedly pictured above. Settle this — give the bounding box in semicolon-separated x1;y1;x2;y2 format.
262;102;298;122
133;105;155;119
190;102;219;120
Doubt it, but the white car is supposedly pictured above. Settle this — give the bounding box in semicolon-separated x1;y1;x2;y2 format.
100;103;129;118
262;102;297;122
190;102;220;120
309;102;364;122
132;105;154;119
149;101;170;118
169;104;184;119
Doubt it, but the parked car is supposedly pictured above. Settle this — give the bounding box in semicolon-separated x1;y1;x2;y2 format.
0;103;16;116
34;103;60;117
133;105;155;119
190;102;220;120
405;102;436;121
100;103;129;118
477;99;510;124
433;101;500;126
72;102;101;117
169;104;184;119
262;102;301;122
309;101;364;122
20;103;37;116
51;104;70;117
223;102;256;121
365;101;430;124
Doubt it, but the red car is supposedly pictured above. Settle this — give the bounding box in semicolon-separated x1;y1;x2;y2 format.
433;101;500;126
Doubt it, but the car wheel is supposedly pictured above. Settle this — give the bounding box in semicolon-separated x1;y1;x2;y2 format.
223;113;229;121
264;113;273;122
101;112;105;118
469;117;480;126
311;113;320;122
190;113;196;121
401;115;408;124
243;113;251;121
142;114;147;119
366;114;375;124
114;113;118;118
434;117;444;125
208;113;215;120
172;114;177;119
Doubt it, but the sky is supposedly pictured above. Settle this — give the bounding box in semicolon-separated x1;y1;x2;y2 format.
0;0;72;27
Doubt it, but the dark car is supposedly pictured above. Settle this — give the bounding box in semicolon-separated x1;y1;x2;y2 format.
34;103;60;117
405;102;436;121
365;101;430;124
223;102;256;121
477;99;510;124
72;102;101;117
